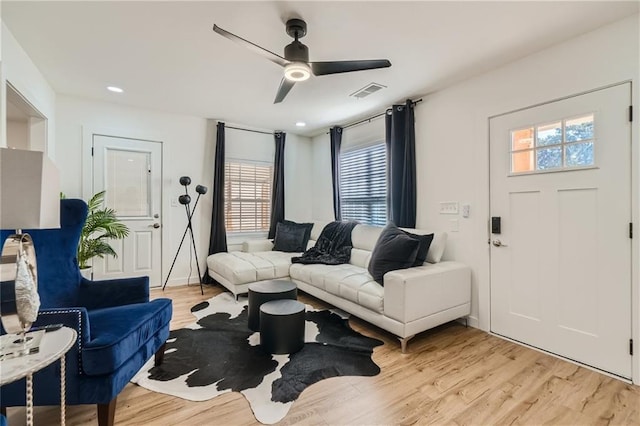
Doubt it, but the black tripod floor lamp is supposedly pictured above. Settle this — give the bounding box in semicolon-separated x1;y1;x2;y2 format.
163;176;207;295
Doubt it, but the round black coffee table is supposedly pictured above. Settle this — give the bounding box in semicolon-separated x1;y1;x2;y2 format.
259;299;306;354
247;280;297;331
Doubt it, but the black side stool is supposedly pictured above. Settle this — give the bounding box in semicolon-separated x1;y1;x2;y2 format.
247;280;297;331
260;299;306;354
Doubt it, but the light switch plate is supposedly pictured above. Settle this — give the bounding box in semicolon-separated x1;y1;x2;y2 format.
440;201;459;215
462;204;470;218
450;218;459;232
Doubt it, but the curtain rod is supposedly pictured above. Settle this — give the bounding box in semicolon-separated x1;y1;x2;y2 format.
326;98;423;134
226;125;274;136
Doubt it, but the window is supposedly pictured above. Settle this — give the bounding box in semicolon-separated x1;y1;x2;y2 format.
224;161;273;233
340;142;387;226
510;113;594;174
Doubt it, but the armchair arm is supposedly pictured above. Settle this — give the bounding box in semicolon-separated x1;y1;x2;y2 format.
33;308;90;375
243;239;274;252
77;276;150;309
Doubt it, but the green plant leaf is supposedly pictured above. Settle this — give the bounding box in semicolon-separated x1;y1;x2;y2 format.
77;190;129;268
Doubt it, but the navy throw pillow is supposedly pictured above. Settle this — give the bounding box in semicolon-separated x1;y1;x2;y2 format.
368;224;420;284
273;221;314;252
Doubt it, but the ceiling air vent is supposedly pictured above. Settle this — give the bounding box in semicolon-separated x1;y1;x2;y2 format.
350;82;386;99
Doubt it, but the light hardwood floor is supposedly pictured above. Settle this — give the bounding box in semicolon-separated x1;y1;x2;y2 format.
7;284;640;425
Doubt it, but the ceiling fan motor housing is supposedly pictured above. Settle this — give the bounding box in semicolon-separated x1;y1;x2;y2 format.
284;41;309;63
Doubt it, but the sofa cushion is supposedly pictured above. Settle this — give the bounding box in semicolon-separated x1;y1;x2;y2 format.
368;224;420;284
273;220;313;252
207;251;295;285
83;298;172;376
290;263;383;313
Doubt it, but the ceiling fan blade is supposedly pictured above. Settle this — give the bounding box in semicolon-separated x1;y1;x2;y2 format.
213;24;289;68
274;78;295;104
311;59;391;76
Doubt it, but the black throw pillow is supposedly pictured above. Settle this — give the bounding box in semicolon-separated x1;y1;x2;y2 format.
368;224;420;284
282;220;313;248
400;230;434;266
272;221;314;252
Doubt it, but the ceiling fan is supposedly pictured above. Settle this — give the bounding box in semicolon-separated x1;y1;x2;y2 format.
213;19;391;103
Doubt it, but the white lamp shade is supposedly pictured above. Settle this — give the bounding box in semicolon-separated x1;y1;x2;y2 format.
0;148;60;230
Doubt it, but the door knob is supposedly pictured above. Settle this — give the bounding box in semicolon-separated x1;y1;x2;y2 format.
492;239;508;247
152;223;160;229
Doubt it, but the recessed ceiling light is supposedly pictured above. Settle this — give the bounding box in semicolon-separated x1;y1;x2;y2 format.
107;86;124;93
295;122;306;127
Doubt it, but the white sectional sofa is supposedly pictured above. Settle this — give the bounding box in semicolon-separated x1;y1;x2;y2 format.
206;222;471;352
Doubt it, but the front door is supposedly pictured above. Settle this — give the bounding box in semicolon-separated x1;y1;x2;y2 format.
489;83;632;379
92;135;163;287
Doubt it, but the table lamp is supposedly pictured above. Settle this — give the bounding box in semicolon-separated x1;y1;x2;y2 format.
0;148;60;356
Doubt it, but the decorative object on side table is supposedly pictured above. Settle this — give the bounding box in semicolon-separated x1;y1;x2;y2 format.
76;190;129;279
0;148;60;357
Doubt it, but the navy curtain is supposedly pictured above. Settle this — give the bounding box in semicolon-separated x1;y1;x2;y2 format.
385;100;416;228
204;122;228;282
330;126;343;221
268;132;286;239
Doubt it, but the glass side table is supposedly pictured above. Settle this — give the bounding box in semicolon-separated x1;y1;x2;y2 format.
1;327;77;426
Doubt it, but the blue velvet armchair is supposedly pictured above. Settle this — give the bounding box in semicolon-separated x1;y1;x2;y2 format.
1;199;173;425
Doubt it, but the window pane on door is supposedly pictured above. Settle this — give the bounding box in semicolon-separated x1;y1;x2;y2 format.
105;149;151;217
537;147;562;170
566;142;594;167
512;150;535;173
536;121;562;146
565;114;594;142
511;128;534;151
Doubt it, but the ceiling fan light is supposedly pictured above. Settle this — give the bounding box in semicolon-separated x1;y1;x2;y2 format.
284;62;311;82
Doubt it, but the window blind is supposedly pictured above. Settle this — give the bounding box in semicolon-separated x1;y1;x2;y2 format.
224;161;273;232
340;142;387;226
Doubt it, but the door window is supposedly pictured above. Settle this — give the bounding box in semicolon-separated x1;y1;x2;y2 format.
105;148;151;217
510;113;594;174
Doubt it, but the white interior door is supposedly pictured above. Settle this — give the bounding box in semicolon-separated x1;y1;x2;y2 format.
489;83;632;379
92;135;162;287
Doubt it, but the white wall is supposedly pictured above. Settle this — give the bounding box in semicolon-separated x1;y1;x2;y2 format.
6;119;27;148
311;131;334;222
311;14;640;380
1;23;55;155
283;133;313;222
56;96;313;285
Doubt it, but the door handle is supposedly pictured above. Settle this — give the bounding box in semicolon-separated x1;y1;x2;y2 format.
492;239;508;247
151;223;160;229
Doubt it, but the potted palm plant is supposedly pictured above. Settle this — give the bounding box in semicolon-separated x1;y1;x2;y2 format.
77;191;129;278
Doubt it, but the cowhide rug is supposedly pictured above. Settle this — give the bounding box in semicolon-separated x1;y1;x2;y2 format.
132;292;383;424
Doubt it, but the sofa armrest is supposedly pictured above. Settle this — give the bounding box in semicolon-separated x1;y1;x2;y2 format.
383;261;471;323
77;276;150;309
243;239;274;252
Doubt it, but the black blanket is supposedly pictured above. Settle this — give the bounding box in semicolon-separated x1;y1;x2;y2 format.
291;221;358;265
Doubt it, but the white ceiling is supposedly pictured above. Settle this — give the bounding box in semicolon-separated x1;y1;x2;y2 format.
3;1;638;137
